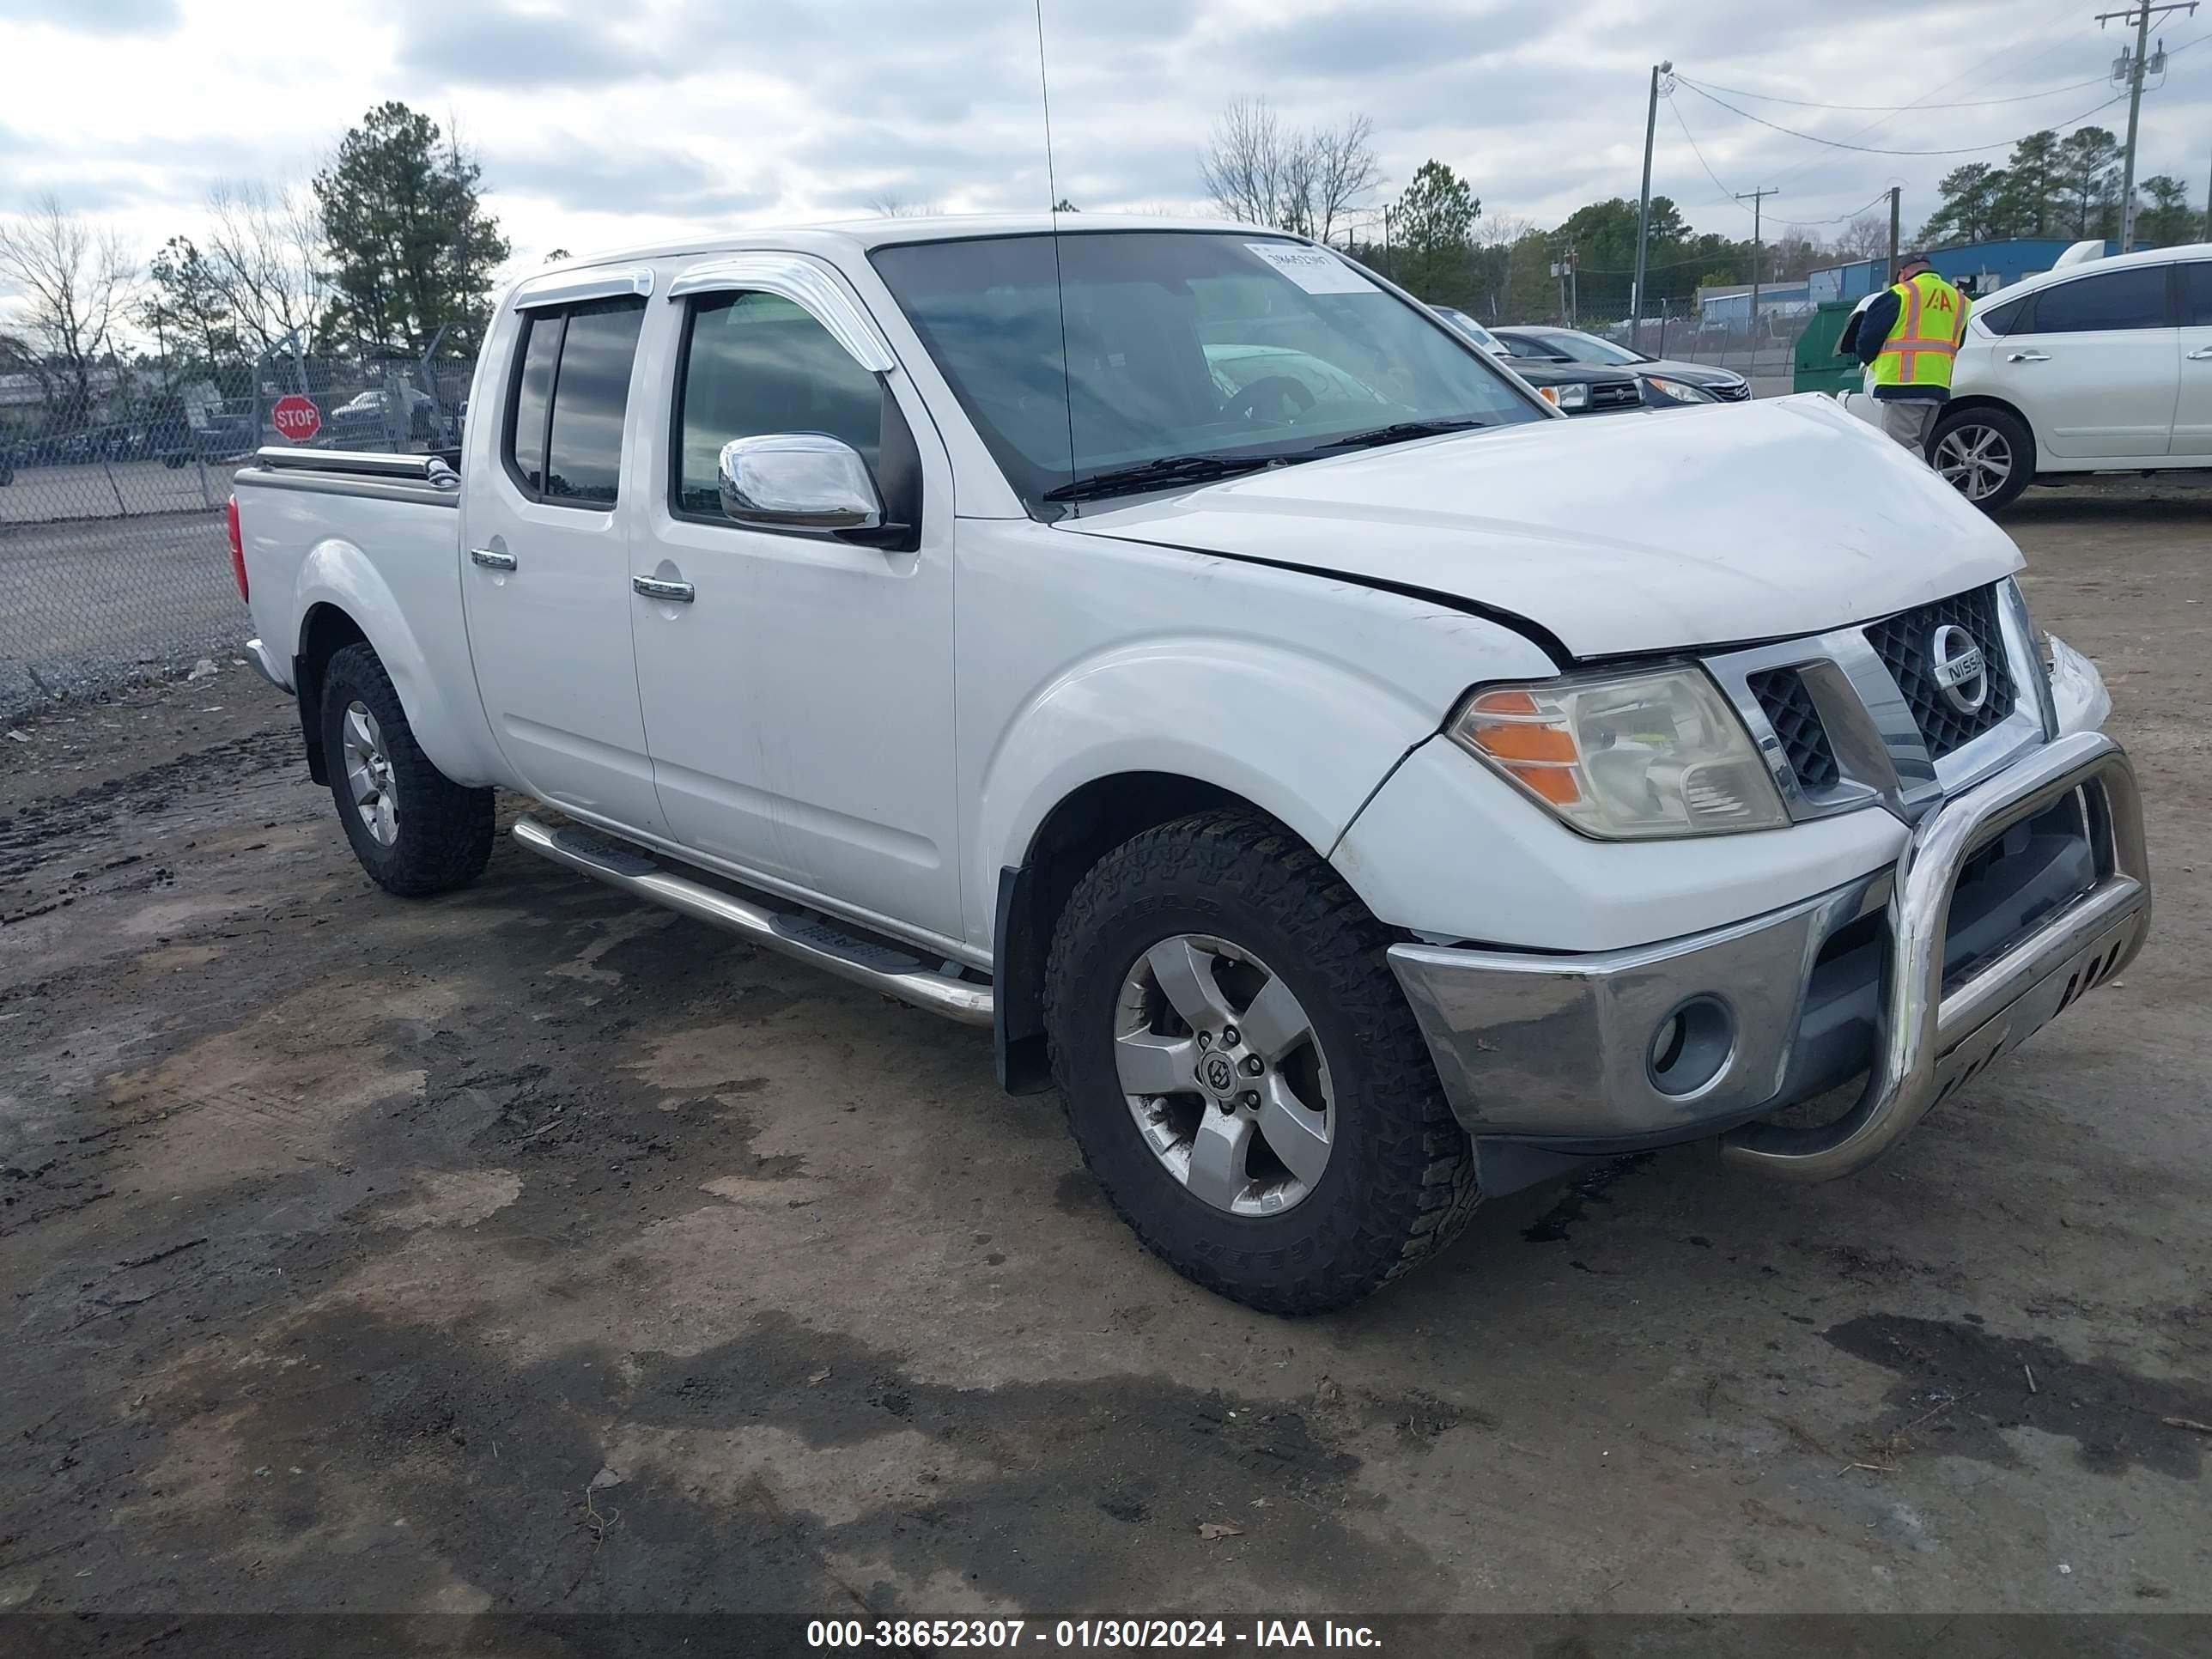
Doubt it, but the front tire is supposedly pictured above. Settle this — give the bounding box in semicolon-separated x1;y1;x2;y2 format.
1043;811;1480;1316
1929;404;2033;512
319;642;494;896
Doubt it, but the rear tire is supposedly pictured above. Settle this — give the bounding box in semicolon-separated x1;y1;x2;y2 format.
1043;811;1480;1316
319;642;494;896
1929;404;2034;513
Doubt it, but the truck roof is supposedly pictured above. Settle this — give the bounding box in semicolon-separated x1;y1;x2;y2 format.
536;212;1273;274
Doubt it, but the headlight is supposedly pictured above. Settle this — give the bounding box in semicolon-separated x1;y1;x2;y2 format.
1536;382;1589;410
1448;668;1789;839
1644;375;1716;404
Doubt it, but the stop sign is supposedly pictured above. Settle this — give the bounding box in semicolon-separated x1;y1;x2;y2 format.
270;393;322;443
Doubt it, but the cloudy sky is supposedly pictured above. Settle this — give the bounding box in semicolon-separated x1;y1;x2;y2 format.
1;0;2207;289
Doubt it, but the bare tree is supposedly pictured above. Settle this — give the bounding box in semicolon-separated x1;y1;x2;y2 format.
1468;214;1535;318
1200;100;1379;242
0;194;133;425
201;178;328;355
1304;114;1381;245
1200;98;1304;232
1833;212;1893;263
869;194;939;217
1474;212;1536;248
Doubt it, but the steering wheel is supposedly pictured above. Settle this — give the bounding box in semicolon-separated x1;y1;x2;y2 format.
1227;374;1316;425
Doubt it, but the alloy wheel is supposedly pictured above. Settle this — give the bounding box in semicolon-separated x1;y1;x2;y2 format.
1933;422;2014;502
1113;934;1334;1217
340;700;398;847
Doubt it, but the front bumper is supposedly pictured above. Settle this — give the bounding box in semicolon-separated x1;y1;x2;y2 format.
1388;730;2150;1181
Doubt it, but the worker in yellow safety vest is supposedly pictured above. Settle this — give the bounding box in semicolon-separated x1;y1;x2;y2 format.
1852;252;1971;455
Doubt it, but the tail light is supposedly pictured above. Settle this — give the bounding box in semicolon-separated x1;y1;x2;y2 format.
226;495;247;601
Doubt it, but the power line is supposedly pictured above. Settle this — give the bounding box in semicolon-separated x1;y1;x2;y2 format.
1668;96;1744;207
1675;76;2132;155
1674;72;2109;112
1771;3;2099;183
1767;189;1898;228
1666;100;1909;228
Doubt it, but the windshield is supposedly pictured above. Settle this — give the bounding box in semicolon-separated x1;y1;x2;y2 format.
1535;331;1650;367
870;231;1545;514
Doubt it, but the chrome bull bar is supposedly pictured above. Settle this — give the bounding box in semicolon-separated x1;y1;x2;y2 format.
1721;729;2150;1181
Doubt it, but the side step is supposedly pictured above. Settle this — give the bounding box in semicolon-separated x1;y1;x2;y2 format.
512;816;994;1027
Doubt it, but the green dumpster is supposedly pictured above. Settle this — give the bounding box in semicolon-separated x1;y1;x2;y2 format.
1793;300;1862;396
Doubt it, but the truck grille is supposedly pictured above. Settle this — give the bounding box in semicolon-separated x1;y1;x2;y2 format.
1863;585;2016;758
1590;380;1642;410
1747;668;1839;791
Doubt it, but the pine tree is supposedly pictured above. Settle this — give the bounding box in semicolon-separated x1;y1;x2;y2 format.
1916;164;2004;246
312;102;510;357
1388;160;1480;305
2134;176;2196;246
1993;131;2060;238
2054;127;2121;239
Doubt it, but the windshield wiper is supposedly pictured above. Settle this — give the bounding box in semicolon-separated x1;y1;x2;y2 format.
1306;418;1486;453
1042;420;1491;503
1042;453;1286;503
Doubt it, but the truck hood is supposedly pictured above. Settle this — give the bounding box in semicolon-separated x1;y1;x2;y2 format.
1063;394;2024;660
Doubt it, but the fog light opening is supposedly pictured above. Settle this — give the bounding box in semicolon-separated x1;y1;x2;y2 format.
1648;996;1735;1097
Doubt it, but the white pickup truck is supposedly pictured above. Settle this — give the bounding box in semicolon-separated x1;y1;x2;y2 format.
230;216;2150;1315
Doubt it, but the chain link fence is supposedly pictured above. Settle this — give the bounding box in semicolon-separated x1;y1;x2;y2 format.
1;349;474;722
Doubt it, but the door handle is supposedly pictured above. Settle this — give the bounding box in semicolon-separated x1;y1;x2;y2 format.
2188;346;2212;361
632;574;696;604
2007;350;2051;363
470;546;517;571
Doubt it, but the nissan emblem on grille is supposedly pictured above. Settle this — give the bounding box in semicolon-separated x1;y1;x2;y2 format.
1929;623;1990;715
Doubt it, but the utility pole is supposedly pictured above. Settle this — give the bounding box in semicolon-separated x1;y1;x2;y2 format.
2099;1;2197;251
1736;187;1778;359
1632;60;1674;353
1551;244;1578;326
1887;186;1902;283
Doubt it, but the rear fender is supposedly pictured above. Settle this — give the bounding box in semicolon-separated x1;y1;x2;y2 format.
293;538;504;786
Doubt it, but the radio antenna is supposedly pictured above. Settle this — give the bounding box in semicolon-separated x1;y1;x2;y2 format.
1034;0;1078;514
1035;0;1061;216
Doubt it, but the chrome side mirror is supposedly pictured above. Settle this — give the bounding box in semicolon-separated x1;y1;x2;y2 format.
716;434;883;532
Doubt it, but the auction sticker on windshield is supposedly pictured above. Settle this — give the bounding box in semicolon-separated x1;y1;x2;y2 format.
1244;242;1375;295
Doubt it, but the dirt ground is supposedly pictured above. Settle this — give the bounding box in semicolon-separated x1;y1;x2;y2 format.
2;479;2209;1629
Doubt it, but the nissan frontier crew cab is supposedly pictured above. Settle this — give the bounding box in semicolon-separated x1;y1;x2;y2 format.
229;216;2149;1316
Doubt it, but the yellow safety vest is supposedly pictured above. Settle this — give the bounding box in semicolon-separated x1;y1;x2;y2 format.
1870;270;1969;392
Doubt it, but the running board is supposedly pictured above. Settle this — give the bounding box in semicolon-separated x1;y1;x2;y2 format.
511;817;994;1026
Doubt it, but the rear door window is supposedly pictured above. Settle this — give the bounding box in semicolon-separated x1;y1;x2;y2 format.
1975;293;2029;337
2025;267;2174;334
506;315;561;493
2184;261;2212;326
501;295;647;506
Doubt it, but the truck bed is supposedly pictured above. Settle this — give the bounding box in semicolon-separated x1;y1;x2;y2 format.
232;444;506;790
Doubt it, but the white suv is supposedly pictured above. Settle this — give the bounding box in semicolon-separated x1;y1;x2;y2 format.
1930;241;2212;509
